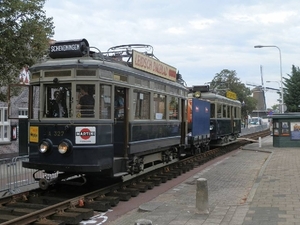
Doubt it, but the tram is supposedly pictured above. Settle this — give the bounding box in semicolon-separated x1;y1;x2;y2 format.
20;39;189;187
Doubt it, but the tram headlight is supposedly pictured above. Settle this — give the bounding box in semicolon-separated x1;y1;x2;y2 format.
39;139;52;153
58;139;72;154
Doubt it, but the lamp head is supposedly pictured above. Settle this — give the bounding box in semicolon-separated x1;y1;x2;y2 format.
254;45;263;48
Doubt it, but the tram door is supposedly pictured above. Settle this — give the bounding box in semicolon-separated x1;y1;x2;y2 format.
114;86;129;157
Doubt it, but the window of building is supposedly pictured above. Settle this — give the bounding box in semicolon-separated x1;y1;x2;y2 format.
18;108;28;118
0;108;10;142
153;93;166;119
133;90;150;120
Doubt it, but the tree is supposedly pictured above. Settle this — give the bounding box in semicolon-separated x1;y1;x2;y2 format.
0;0;54;101
283;65;300;112
209;69;257;120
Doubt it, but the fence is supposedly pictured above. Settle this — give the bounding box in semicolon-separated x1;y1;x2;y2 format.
241;124;269;136
0;155;49;197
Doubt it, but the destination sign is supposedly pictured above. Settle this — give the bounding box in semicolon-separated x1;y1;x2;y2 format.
49;39;89;59
226;91;237;100
132;50;177;82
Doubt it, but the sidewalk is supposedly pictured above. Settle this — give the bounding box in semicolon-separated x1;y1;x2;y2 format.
105;136;300;225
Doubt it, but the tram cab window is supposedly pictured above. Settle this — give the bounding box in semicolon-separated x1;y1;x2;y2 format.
44;85;71;118
100;85;112;119
169;97;179;120
153;93;166;120
76;84;95;118
133;90;150;120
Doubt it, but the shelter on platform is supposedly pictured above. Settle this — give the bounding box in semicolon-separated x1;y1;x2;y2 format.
270;113;300;147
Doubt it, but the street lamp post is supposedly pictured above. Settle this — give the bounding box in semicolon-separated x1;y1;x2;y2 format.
254;45;284;113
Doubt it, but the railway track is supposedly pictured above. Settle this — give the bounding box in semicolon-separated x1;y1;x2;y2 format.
0;130;270;225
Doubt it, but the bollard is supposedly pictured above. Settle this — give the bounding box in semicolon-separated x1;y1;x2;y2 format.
259;137;261;148
196;178;209;214
134;219;152;225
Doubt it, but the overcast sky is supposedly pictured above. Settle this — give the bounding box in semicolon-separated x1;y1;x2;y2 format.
44;0;300;108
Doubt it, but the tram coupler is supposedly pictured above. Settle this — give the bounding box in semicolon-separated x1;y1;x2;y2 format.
39;177;57;190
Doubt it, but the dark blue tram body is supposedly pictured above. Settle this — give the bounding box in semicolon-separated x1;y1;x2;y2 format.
200;92;242;146
22;39;188;181
186;98;211;153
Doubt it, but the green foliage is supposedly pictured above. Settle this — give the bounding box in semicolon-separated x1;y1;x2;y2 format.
283;65;300;112
209;69;257;119
0;0;54;101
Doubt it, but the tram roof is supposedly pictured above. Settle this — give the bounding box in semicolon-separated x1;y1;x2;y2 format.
31;49;187;91
29;39;187;90
200;92;241;106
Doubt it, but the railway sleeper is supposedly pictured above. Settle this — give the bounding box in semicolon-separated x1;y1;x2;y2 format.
65;207;94;220
107;191;131;201
94;196;120;207
32;218;65;225
128;183;149;192
159;172;173;180
138;181;155;190
0;214;18;223
28;195;68;205
122;187;140;197
0;206;36;216
169;169;182;177
145;177;162;186
6;202;48;209
51;211;82;225
153;175;168;183
84;199;111;212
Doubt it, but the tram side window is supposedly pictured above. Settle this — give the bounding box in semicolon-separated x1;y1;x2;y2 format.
217;104;222;118
233;106;237;118
44;85;71;118
227;105;230;118
133;90;150;120
153;93;166;120
76;84;95;118
211;103;215;118
169;97;179;120
100;85;112;119
223;104;227;118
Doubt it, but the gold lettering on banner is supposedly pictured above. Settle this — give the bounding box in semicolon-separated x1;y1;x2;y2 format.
132;50;177;81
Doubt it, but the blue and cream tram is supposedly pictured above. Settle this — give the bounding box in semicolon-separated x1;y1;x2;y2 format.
21;39;189;186
201;89;242;146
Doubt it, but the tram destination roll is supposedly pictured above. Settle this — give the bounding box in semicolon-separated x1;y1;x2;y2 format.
49;38;89;59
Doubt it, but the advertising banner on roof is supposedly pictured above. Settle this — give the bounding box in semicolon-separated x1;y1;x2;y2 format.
132;50;177;82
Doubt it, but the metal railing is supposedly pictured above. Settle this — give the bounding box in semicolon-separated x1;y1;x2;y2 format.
0;155;52;197
241;124;269;136
0;158;13;196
